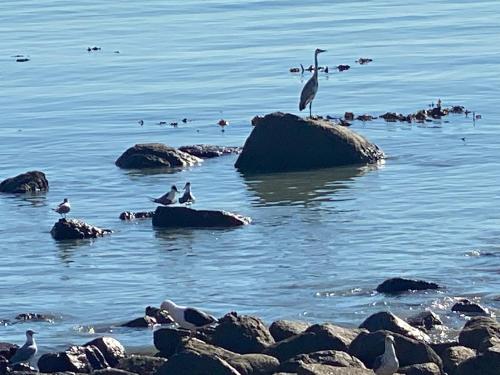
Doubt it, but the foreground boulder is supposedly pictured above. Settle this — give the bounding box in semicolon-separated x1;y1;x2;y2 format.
269;320;311;342
178;145;241;158
278;350;367;373
115;143;202;169
458;316;500;350
0;342;18;361
83;337;125;367
152;206;251;228
295;364;374;374
212;312;275;354
117;355;167;375
50;218;112;240
359;312;430;342
455;345;500;375
234;112;383;173
0;171;48;193
376;278;439;294
398;362;441;375
440;346;475;375
38;345;109;373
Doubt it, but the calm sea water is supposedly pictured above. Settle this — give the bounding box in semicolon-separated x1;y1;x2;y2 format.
1;0;499;354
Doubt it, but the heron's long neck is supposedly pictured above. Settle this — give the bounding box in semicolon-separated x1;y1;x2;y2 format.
314;52;319;75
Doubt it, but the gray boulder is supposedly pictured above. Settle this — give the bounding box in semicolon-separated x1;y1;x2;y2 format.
83;337;126;367
376;278;439;294
117;355;167;375
359;312;430;342
115;143;202;169
157;350;241;375
263;323;361;362
455;346;500;375
152;206;251;228
50;219;112;240
348;330;443;371
0;171;48;193
440;346;475;375
398;362;441;375
269;320;311;342
458;316;500;350
278;350;366;373
296;364;374;374
234;112;383;173
37;345;109;373
212;312;275;354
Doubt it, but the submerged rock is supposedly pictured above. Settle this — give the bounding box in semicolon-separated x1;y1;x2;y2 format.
0;171;48;193
451;298;489;316
115;143;202;169
152;206;251;228
376;278;439;294
50;218;112;240
407;311;442;331
234;112;383;173
178;145;241;158
119;211;154;220
359;311;430;343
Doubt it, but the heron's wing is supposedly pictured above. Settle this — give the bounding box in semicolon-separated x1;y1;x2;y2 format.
299;75;318;110
184;308;216;327
10;344;36;364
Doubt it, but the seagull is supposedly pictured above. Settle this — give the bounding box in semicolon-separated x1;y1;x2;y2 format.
178;182;195;205
150;185;179;206
373;334;399;375
9;330;37;366
160;299;217;332
52;198;71;218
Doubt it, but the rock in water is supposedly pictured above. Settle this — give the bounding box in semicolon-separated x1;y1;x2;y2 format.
0;170;49;193
234;112;383;173
152;206;251;228
178;145;241;158
50;218;112;240
376;278;439;294
115;143;202;169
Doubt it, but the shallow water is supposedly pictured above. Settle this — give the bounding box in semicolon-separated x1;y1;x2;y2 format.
1;0;499;354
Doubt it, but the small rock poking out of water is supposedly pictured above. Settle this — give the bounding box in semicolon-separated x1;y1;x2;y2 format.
16;58;30;62
152;206;251;228
407;311;443;331
451;298;490;316
87;46;102;52
119;211;154;220
376;277;440;294
15;312;56;322
122;306;174;328
337;64;350;71
50;218;112;240
0;170;49;193
178;145;242;159
356;57;373;64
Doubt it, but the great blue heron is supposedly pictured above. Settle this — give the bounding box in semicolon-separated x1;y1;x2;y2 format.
299;48;326;118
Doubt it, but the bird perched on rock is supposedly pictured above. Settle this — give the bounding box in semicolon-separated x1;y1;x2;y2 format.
150;185;179;206
160;299;217;331
299;48;326;118
52;198;71;218
373;334;399;375
178;182;195;205
9;330;37;366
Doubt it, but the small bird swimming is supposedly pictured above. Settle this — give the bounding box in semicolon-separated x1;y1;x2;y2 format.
9;330;37;366
178;182;195;205
150;185;179;206
52;198;71;218
373;334;399;375
299;48;326;118
160;299;217;331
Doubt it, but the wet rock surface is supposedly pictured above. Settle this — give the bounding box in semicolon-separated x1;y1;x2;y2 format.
376;278;439;294
451;298;489;315
178;145;242;158
359;311;431;342
152;206;251;228
458;316;500;350
234;112;384;173
115;143;202;169
50;218;112;240
0;171;49;194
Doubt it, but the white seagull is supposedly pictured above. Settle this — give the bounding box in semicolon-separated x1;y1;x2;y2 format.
150;185;179;206
373;334;399;375
9;330;37;366
52;198;71;218
178;182;195;205
160;299;217;331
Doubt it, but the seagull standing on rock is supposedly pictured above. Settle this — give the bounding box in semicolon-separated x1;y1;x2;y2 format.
9;330;37;366
52;198;71;218
373;334;399;375
160;299;217;332
150;185;179;206
178;182;195;205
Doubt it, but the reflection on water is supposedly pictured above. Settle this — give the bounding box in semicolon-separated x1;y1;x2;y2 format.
242;164;375;206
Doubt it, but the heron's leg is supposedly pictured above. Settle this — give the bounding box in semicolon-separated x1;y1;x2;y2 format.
309;102;312;118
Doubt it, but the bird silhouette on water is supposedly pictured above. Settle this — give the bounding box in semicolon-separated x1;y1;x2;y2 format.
299;48;326;118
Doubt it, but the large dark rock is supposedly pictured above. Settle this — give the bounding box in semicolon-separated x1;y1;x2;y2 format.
398;362;441;375
451;298;489;315
359;312;430;343
0;342;19;361
115;143;201;169
376;278;439;294
0;171;48;194
279;350;366;373
0;355;7;375
145;306;173;324
212;312;275;354
37;345;109;373
458;316;500;350
440;346;475;375
91;369;138;375
157;350;241;375
296;364;374;374
455;347;500;375
121;316;157;328
234;112;383;173
269;320;311;342
152;206;251;228
430;341;459;357
83;337;126;367
154;328;191;357
179;145;241;158
263;323;361;362
50;218;112;240
117;355;167;375
348;330;443;371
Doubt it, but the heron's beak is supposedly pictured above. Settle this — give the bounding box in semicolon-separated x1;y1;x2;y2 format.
318;49;327;53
